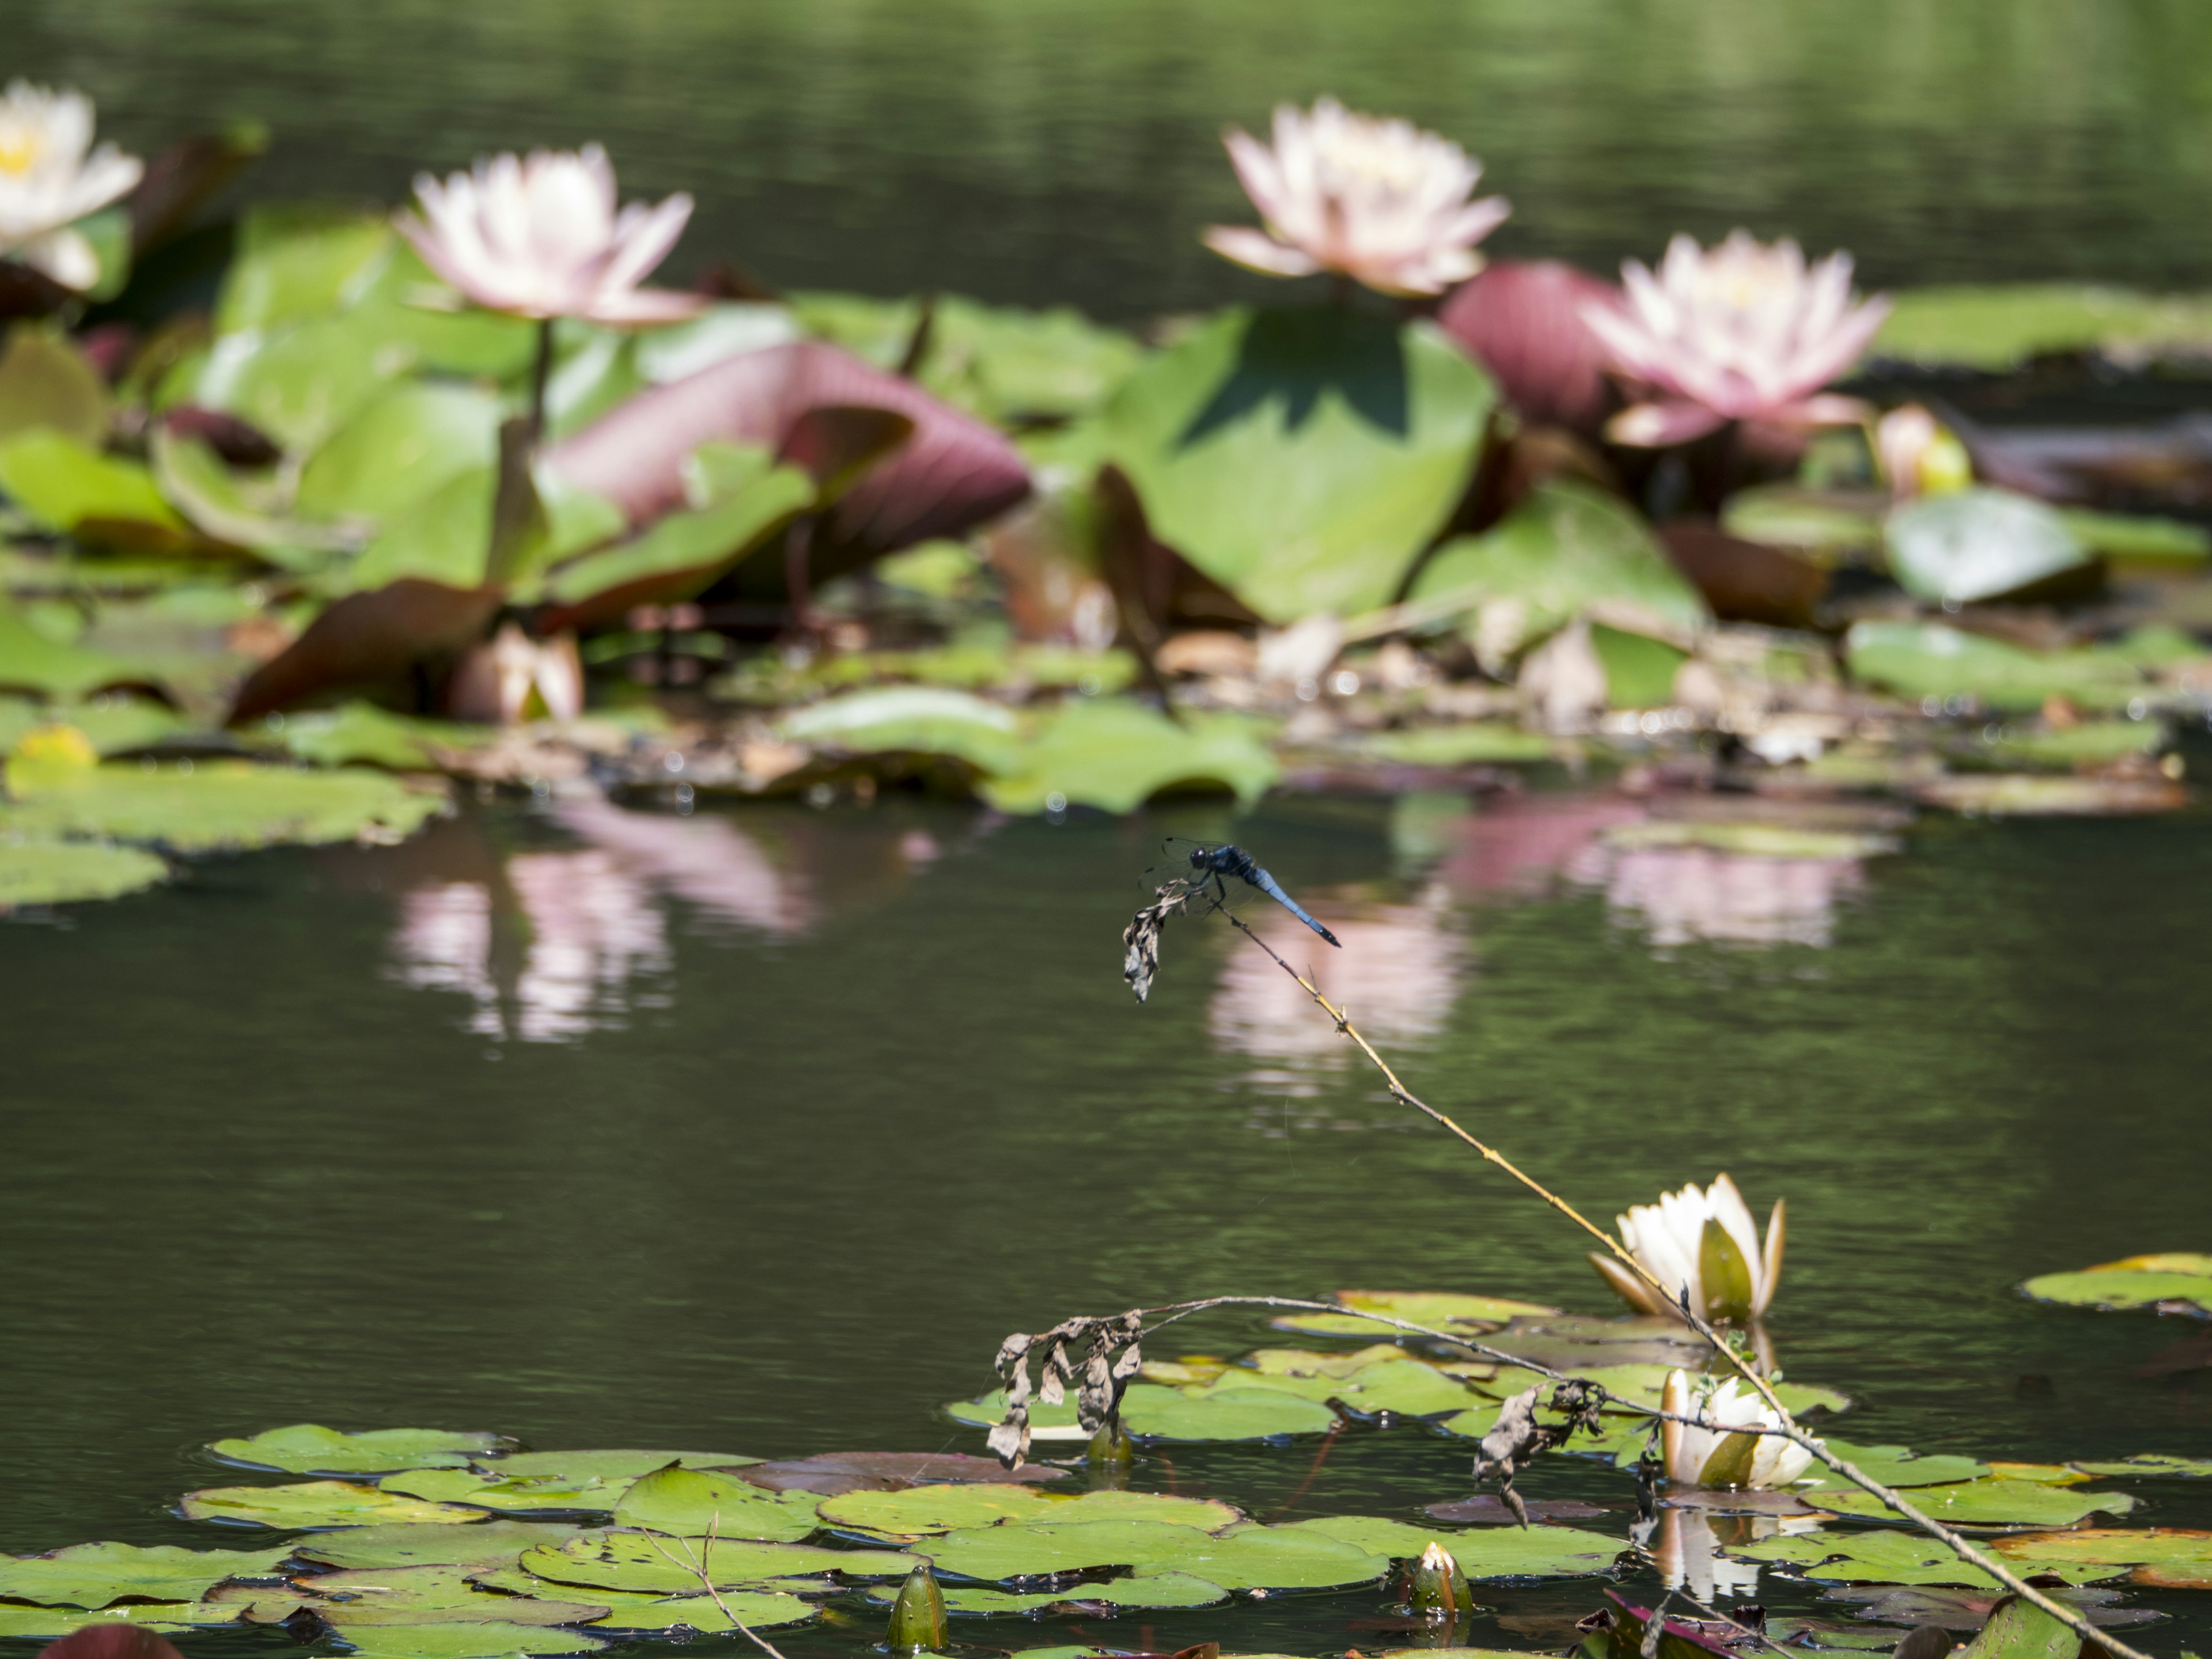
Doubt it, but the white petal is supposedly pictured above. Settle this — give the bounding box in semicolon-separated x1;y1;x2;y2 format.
16;225;97;290
1202;225;1319;278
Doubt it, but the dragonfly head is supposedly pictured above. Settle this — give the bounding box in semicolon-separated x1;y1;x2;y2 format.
1187;847;1207;870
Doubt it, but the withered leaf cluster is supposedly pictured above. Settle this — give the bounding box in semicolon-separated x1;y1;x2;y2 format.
1471;1376;1608;1525
1122;880;1198;1003
986;1310;1145;1468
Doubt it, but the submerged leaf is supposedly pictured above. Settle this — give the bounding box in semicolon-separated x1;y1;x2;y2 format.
737;1450;1056;1495
209;1425;504;1476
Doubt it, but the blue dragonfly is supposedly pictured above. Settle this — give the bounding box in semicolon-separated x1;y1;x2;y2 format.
1156;840;1341;948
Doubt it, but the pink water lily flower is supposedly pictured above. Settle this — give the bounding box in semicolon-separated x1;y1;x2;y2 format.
1581;231;1891;446
1203;98;1510;297
0;81;142;291
398;145;705;324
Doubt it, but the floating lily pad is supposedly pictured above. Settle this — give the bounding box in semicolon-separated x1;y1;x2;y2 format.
821;1484;1239;1538
1269;1290;1557;1338
286;1565;609;1626
1332;1359;1488;1417
384;1469;637;1515
272;704;492;771
491;1451;758;1482
1845;622;2145;714
778;685;1022;775
608;1465;822;1539
517;1531;913;1596
1915;773;2187;817
181;1479;487;1528
2071;1456;2212;1479
1873;285;2212;371
298;1523;591;1571
919;1518;1387;1591
1804;1478;2133;1528
0;1604;215;1638
1603;820;1896;861
1120;1384;1339;1441
1885;489;2093;607
737;1450;1056;1495
1798;1444;1991;1490
2022;1267;2212;1315
325;1620;608;1659
1735;1529;2122;1588
0;837;167;906
584;1590;815;1632
1956;1594;2086;1659
0;429;188;539
210;1425;505;1476
1276;1517;1623;1580
1103;308;1495;622
1990;1528;2212;1567
1972;721;2161;771
2;761;447;851
0;604;155;700
945;1392;1085;1440
1354;726;1555;766
978;700;1277;815
0;1541;294;1607
867;1571;1230;1615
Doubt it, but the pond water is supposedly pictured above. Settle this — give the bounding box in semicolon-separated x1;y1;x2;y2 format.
3;787;2207;1652
12;0;2212;317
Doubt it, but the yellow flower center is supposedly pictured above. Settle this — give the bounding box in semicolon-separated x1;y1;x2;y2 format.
0;130;43;176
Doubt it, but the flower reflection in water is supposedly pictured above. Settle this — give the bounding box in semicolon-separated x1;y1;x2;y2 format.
1210;894;1461;1095
551;796;816;937
1568;840;1865;949
1640;1507;1818;1603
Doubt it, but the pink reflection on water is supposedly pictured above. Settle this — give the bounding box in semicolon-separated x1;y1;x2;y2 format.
1210;898;1462;1092
1567;842;1865;949
552;796;816;937
1434;791;1646;897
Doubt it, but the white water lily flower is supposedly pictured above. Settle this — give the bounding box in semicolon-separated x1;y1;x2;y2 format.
1660;1369;1816;1489
0;82;142;291
1589;1172;1784;1324
398;145;705;324
1203;98;1510;297
1580;231;1890;446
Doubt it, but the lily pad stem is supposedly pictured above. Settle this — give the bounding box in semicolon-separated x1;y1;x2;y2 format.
527;316;556;447
1209;903;2158;1659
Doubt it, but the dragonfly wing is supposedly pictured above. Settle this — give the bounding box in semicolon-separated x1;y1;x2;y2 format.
1243;864;1342;948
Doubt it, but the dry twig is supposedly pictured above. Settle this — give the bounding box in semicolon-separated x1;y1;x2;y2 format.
641;1514;791;1659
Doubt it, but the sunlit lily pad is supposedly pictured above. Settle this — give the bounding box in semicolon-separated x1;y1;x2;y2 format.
1734;1528;2123;1588
0;1604;217;1638
0;1541;293;1607
2071;1456;2212;1479
821;1484;1239;1538
1276;1517;1623;1580
180;1479;487;1527
1797;1443;1990;1490
778;685;1023;776
919;1518;1387;1590
1603;820;1895;860
1804;1478;2133;1528
1268;1290;1557;1338
945;1392;1086;1441
1331;1359;1488;1417
285;1565;610;1626
210;1425;505;1475
491;1451;757;1482
2;760;447;851
1885;488;2092;607
583;1590;815;1632
978;700;1277;815
866;1571;1230;1615
1846;622;2145;714
0;837;168;906
1354;726;1555;766
1873;285;2212;371
1913;774;2187;817
517;1531;912;1595
1120;1384;1340;1441
271;704;494;771
1990;1528;2212;1567
325;1620;608;1659
384;1469;636;1514
298;1522;590;1571
607;1464;821;1539
2022;1265;2212;1315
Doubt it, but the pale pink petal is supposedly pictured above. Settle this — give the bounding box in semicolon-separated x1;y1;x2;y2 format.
584;285;710;325
1202;224;1320;278
596;192;694;297
1222;127;1292;229
1607;399;1729;446
17;225;97;290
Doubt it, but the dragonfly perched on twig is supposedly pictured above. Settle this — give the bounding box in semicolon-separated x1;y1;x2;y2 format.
1162;841;1342;947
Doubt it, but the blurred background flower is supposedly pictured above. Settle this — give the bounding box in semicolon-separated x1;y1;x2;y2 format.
0;81;141;290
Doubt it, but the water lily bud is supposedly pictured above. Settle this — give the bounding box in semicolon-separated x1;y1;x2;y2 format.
1439;260;1623;435
884;1563;948;1652
1405;1539;1468;1615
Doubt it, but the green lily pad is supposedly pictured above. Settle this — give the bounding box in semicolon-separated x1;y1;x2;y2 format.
1845;622;2145;714
584;1590;815;1632
1915;773;2188;817
540;461;814;621
1333;1359;1487;1417
491;1452;759;1482
868;1570;1230;1615
1873;285;2212;371
978;700;1277;815
0;1604;217;1638
1410;482;1709;649
821;1485;1239;1538
1721;486;1884;555
1735;1528;2122;1588
0;324;111;450
326;1621;608;1659
2056;507;2211;561
0;837;167;906
1;762;446;851
2070;1456;2212;1479
1104;307;1495;622
517;1531;913;1595
287;1565;609;1626
1276;1517;1623;1580
1973;721;2161;771
1956;1593;2081;1659
210;1425;506;1476
0;604;158;700
299;1523;592;1571
1990;1528;2212;1567
919;1519;1387;1590
384;1469;637;1515
608;1465;822;1539
1120;1384;1340;1441
1269;1290;1558;1338
1603;820;1896;861
180;1479;487;1528
1804;1478;2134;1528
0;429;188;538
297;381;503;525
1798;1443;1991;1490
0;694;186;758
271;703;492;771
1886;488;2093;606
779;685;1024;775
0;1541;294;1607
946;1392;1085;1440
2022;1268;2212;1315
1354;726;1555;766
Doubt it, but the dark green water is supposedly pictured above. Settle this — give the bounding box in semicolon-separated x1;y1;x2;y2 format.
10;0;2212;317
2;789;2207;1652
